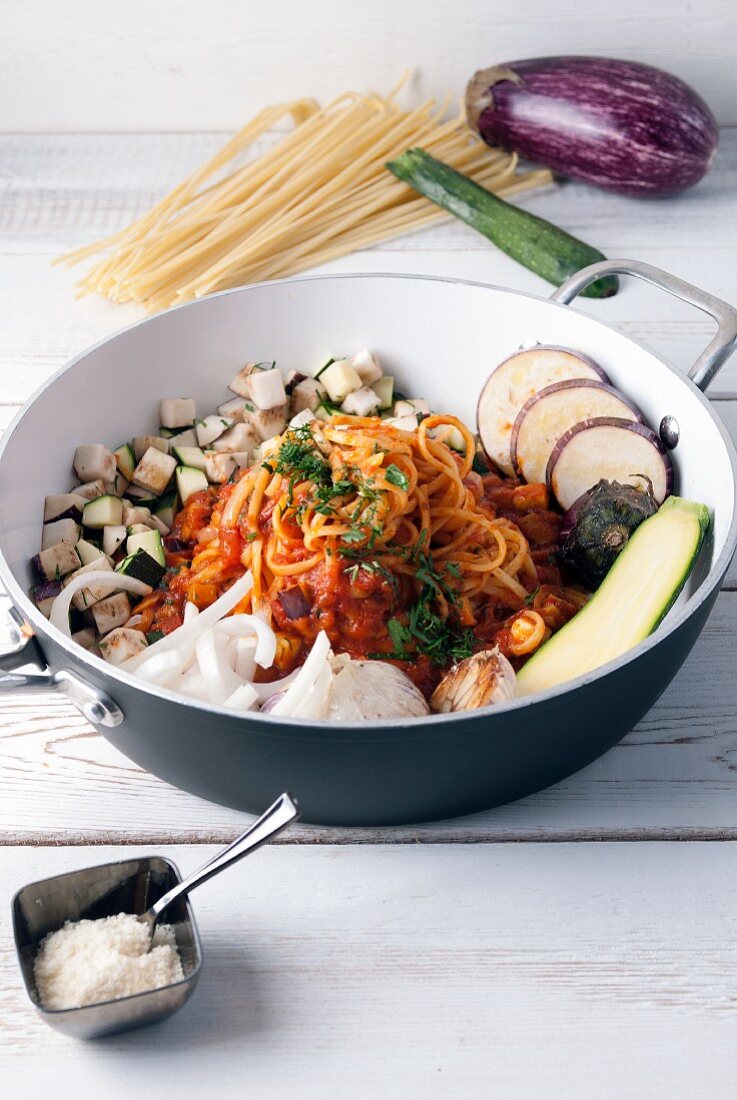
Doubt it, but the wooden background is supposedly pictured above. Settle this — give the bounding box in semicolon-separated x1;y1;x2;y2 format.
2;0;737;130
2;10;737;1095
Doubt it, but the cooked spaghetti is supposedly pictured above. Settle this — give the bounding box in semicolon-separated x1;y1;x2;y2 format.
132;413;587;697
55;83;551;313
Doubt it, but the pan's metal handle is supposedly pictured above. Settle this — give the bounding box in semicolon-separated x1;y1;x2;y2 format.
551;259;737;392
0;604;123;727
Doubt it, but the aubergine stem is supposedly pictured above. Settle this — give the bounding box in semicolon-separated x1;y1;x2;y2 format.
386;148;618;299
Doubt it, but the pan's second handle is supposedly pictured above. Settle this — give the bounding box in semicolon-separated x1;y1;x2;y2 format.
0;604;123;727
551;259;737;392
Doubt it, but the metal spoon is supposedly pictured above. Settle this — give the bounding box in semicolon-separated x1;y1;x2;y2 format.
136;791;300;945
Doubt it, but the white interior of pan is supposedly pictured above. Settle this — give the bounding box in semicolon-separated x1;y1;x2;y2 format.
0;275;734;610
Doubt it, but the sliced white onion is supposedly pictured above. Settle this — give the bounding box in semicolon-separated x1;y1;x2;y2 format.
136;650;184;688
269;631;332;718
212;613;276;668
177;669;205;697
223;683;259;711
250;666;302;704
234;637;257;682
195;628;242;704
123;570;253;672
50;572;152;635
183;601;199;624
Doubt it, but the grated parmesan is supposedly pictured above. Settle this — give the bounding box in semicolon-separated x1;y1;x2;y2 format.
34;912;184;1010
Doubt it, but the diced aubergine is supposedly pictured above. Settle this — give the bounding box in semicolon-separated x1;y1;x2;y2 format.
153;489;179;529
341;386;382;416
126;528;165;566
204;451;250;484
73;480;106;502
289;409;315;430
212;422;259;454
75;538;107;566
176;465;209;503
290;378;326;415
320;359;362;402
71;627;97;650
371;375;394;411
510;380;642;485
43;493;85;524
248;367;287;411
546;418;674;510
83;494;124;529
98;627;148;665
121;502;151;526
244;405;287;441
160;397;196;429
228;362;257;397
41;518;81;550
132;435;170;461
115;548;166;587
517;497;710;696
131;446;177;496
73;444;117;485
64;557;115;610
127;523;152;535
103;470;130;498
32;580;62;617
196;415;233;447
124;483;154;500
32;542;81;582
164;426;198;447
217;396;249;420
171;444;207;471
283;370;307;394
102;525;127;557
147;513;171;536
91;592;131;636
477;346;609;476
113;443;137;481
350;348;383;385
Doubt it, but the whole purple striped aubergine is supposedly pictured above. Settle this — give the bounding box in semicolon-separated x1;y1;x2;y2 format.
466;56;719;197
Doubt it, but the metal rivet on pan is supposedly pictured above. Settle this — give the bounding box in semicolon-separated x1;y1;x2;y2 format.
660;415;680;448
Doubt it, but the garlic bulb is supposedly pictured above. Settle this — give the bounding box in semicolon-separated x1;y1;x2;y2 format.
326;655;430;720
430;647;517;714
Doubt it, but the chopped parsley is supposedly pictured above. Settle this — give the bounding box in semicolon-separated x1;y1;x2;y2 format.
385;463;409;491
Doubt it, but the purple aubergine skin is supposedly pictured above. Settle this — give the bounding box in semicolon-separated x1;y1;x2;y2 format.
466;56;719;196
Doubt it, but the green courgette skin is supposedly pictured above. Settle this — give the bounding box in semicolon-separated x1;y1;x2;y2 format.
387;148;618;299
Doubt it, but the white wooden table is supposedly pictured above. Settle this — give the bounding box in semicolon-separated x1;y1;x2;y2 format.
2;131;737;1099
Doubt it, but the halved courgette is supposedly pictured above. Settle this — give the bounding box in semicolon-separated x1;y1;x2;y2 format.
516;496;710;697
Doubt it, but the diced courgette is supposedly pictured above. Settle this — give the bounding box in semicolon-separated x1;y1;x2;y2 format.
516;496;710;697
83;494;123;529
176;465;209;503
115;548;165;587
126;528;165;566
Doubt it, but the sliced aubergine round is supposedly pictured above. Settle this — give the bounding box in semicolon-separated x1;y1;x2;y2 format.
546;418;673;511
510;379;641;485
477;345;608;476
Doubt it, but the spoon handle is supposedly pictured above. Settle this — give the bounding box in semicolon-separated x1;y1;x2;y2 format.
149;792;300;922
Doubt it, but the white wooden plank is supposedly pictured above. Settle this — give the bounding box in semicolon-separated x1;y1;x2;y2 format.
4;0;737;129
3;131;736;252
2;133;737;396
1;591;735;845
2;842;737;1098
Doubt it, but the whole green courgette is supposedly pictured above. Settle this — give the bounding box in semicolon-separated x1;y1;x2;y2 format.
386;148;618;298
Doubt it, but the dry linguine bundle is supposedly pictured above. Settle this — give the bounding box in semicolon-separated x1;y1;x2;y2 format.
57;84;552;312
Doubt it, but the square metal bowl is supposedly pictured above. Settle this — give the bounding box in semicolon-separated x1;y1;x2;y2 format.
12;855;202;1039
